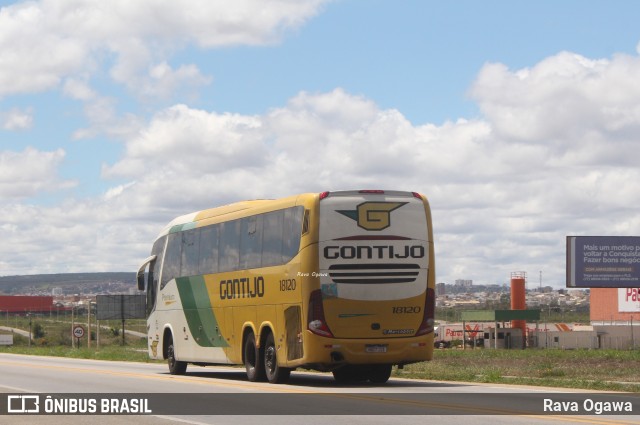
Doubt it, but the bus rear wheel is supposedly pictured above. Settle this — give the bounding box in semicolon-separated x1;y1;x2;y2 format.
367;364;392;384
166;334;187;375
244;332;266;382
264;332;291;384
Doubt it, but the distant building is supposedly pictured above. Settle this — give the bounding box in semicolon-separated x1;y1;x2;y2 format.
436;282;446;296
454;279;473;289
0;296;54;314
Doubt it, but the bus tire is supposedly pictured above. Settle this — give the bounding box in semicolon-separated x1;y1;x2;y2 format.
166;334;187;375
367;364;392;384
244;332;266;382
263;332;291;384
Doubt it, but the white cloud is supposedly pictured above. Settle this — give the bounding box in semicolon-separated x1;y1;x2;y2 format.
0;200;154;274
0;0;329;98
0;2;88;96
1;107;34;130
103;104;266;181
62;78;97;101
0;0;329;148
102;89;495;208
62;77;143;140
470;51;640;164
0;147;77;199
139;62;213;100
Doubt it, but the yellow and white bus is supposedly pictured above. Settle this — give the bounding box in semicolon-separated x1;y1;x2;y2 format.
137;190;435;384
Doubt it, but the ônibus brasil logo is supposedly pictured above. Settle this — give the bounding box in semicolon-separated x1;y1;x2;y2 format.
337;202;407;231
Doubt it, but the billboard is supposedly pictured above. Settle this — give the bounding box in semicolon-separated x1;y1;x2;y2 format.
567;236;640;288
618;288;640;312
96;295;146;320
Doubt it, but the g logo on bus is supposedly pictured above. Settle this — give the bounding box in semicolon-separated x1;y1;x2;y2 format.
337;202;407;231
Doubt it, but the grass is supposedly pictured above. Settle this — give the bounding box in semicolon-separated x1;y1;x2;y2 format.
397;348;640;392
0;344;156;362
0;316;153;362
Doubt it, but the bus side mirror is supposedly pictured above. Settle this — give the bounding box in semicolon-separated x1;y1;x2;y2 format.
136;255;157;291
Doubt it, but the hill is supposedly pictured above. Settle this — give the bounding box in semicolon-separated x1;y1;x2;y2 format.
0;273;135;295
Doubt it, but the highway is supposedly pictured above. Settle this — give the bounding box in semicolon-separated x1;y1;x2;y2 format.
0;353;638;425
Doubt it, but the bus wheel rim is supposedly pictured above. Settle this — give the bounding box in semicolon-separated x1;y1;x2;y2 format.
265;346;275;371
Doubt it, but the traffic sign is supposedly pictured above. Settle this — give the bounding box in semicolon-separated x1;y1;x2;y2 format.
73;325;85;339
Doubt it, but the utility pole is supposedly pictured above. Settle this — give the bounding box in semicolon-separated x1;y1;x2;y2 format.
539;270;542;291
71;306;75;348
631;316;635;350
87;302;91;349
28;313;32;347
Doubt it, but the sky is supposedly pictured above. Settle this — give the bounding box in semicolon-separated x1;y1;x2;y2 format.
1;0;640;288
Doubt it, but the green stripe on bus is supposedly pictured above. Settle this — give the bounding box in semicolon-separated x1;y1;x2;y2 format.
176;276;229;348
169;222;197;234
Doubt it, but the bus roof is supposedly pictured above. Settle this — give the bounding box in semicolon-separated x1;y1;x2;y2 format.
156;195;310;238
154;190;426;239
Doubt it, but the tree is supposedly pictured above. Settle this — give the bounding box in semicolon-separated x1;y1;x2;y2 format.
33;322;45;339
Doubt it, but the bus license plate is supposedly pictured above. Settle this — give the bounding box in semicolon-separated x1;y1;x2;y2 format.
365;344;387;353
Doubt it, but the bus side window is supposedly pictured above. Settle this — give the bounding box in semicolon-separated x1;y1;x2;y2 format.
262;210;284;267
219;220;240;272
198;224;219;275
240;215;263;269
181;228;200;277
282;206;303;262
161;233;181;289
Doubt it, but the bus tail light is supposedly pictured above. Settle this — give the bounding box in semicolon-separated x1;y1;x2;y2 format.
358;190;385;194
415;287;435;336
319;191;330;200
308;289;333;338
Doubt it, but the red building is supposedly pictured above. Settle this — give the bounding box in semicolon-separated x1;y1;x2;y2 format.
0;296;54;314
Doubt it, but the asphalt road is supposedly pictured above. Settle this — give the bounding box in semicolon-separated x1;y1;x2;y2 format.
0;353;638;425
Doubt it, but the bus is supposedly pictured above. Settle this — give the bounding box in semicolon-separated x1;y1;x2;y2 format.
137;190;435;384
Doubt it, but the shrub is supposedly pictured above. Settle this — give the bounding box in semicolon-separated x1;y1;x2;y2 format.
33;322;46;339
